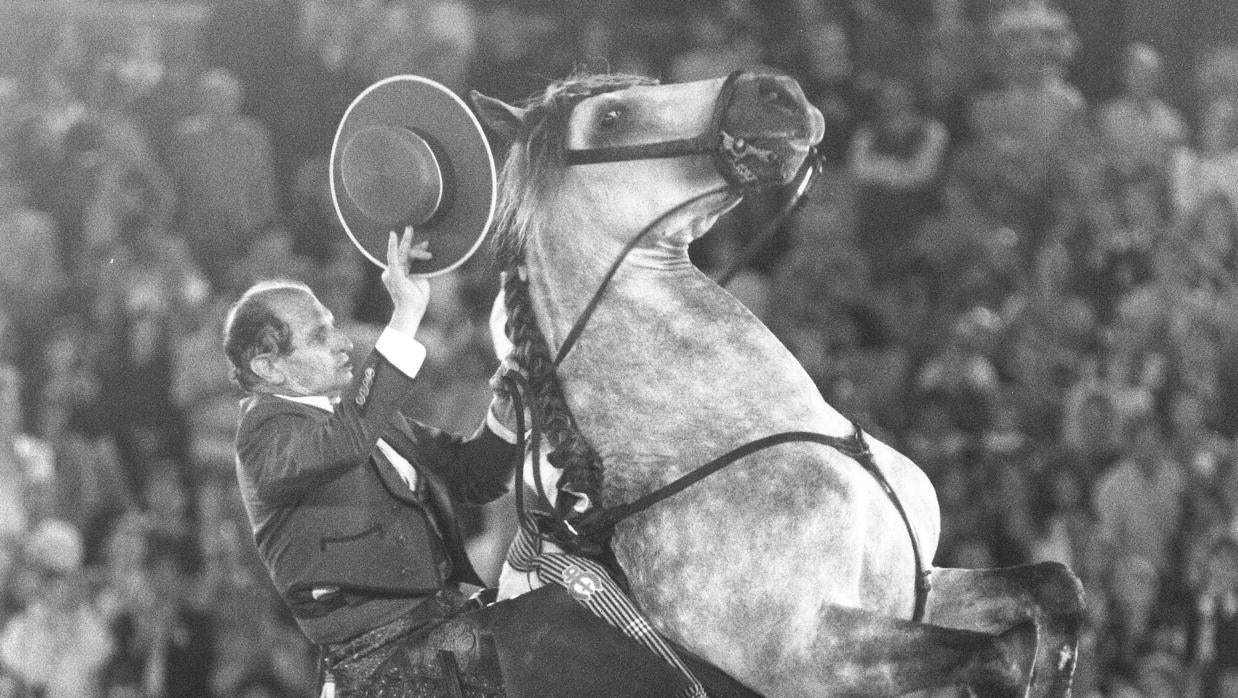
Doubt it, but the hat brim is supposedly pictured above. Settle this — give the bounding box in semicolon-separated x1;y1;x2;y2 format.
331;75;497;276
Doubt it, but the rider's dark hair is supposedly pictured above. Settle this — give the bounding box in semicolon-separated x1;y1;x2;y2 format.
222;281;312;392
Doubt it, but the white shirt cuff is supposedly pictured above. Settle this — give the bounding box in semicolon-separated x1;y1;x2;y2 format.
486;406;519;445
375;327;427;379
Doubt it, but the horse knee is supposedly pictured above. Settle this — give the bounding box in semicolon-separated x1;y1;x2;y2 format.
1029;561;1085;623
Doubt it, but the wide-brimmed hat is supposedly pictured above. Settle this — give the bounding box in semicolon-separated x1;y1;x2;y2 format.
330;75;497;276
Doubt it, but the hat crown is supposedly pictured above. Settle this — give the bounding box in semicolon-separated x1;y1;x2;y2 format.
340;125;443;226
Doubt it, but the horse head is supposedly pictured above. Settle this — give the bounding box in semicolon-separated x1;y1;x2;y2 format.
471;71;824;261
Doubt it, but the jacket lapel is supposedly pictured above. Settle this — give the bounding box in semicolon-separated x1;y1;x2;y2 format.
370;444;424;506
379;427;486;588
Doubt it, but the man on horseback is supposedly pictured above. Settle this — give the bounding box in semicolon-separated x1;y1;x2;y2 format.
224;227;520;695
224;226;738;697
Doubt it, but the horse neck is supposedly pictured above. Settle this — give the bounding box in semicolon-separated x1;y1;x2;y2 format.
523;221;718;361
522;221;843;459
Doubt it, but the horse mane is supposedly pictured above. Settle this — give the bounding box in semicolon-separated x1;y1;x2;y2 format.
492;72;656;530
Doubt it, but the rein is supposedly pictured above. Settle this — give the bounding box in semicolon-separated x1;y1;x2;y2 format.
551;186;735;368
553;152;823;369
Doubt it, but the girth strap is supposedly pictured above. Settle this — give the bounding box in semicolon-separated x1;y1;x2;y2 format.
560;426;934;623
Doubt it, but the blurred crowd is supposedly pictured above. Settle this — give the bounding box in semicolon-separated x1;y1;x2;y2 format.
0;0;1237;695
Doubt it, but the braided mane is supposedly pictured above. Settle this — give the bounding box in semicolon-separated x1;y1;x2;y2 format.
492;73;656;526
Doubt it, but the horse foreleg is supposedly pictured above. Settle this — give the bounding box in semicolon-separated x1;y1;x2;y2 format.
921;562;1086;698
747;604;1037;697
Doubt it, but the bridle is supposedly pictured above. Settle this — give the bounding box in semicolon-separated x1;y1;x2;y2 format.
564;70;799;189
498;71;934;622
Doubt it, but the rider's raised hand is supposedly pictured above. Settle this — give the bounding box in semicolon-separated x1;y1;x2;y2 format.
383;225;433;337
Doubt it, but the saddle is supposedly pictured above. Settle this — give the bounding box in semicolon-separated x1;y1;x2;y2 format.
446;584;761;698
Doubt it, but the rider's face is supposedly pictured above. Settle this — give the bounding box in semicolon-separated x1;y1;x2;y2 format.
267;291;355;398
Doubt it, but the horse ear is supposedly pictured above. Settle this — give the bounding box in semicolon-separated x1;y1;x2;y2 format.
470;91;528;143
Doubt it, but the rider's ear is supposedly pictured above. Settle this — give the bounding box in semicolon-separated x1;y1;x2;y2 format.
250;353;284;386
470;91;528;143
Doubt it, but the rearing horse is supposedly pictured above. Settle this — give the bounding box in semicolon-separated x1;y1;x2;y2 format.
470;71;1084;697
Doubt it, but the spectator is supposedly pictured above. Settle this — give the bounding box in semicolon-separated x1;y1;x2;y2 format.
1170;97;1238;220
915;306;1002;432
920;0;978;141
1093;411;1187;575
0;519;112;697
104;532;215;698
1178;194;1238;298
848;76;948;282
106;24;186;163
145;464;196;542
1168;390;1230;485
171;68;278;287
969;3;1084;152
1187;537;1238;696
94;511;153;624
0;364;57;532
1055;379;1123;483
79;59;177;260
1096;43;1188;180
962;3;1084;232
0;167;65;332
0;365;30;544
12;81;93;273
1027;455;1094;573
1097;553;1162;675
1087;175;1163;323
95;270;192;498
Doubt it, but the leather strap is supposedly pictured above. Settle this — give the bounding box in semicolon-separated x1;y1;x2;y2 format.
563;71;742;167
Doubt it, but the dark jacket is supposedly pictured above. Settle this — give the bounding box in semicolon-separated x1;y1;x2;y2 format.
234;346;516;644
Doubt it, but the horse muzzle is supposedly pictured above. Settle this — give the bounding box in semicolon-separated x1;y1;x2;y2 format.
565;71;825;190
713;72;825;187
